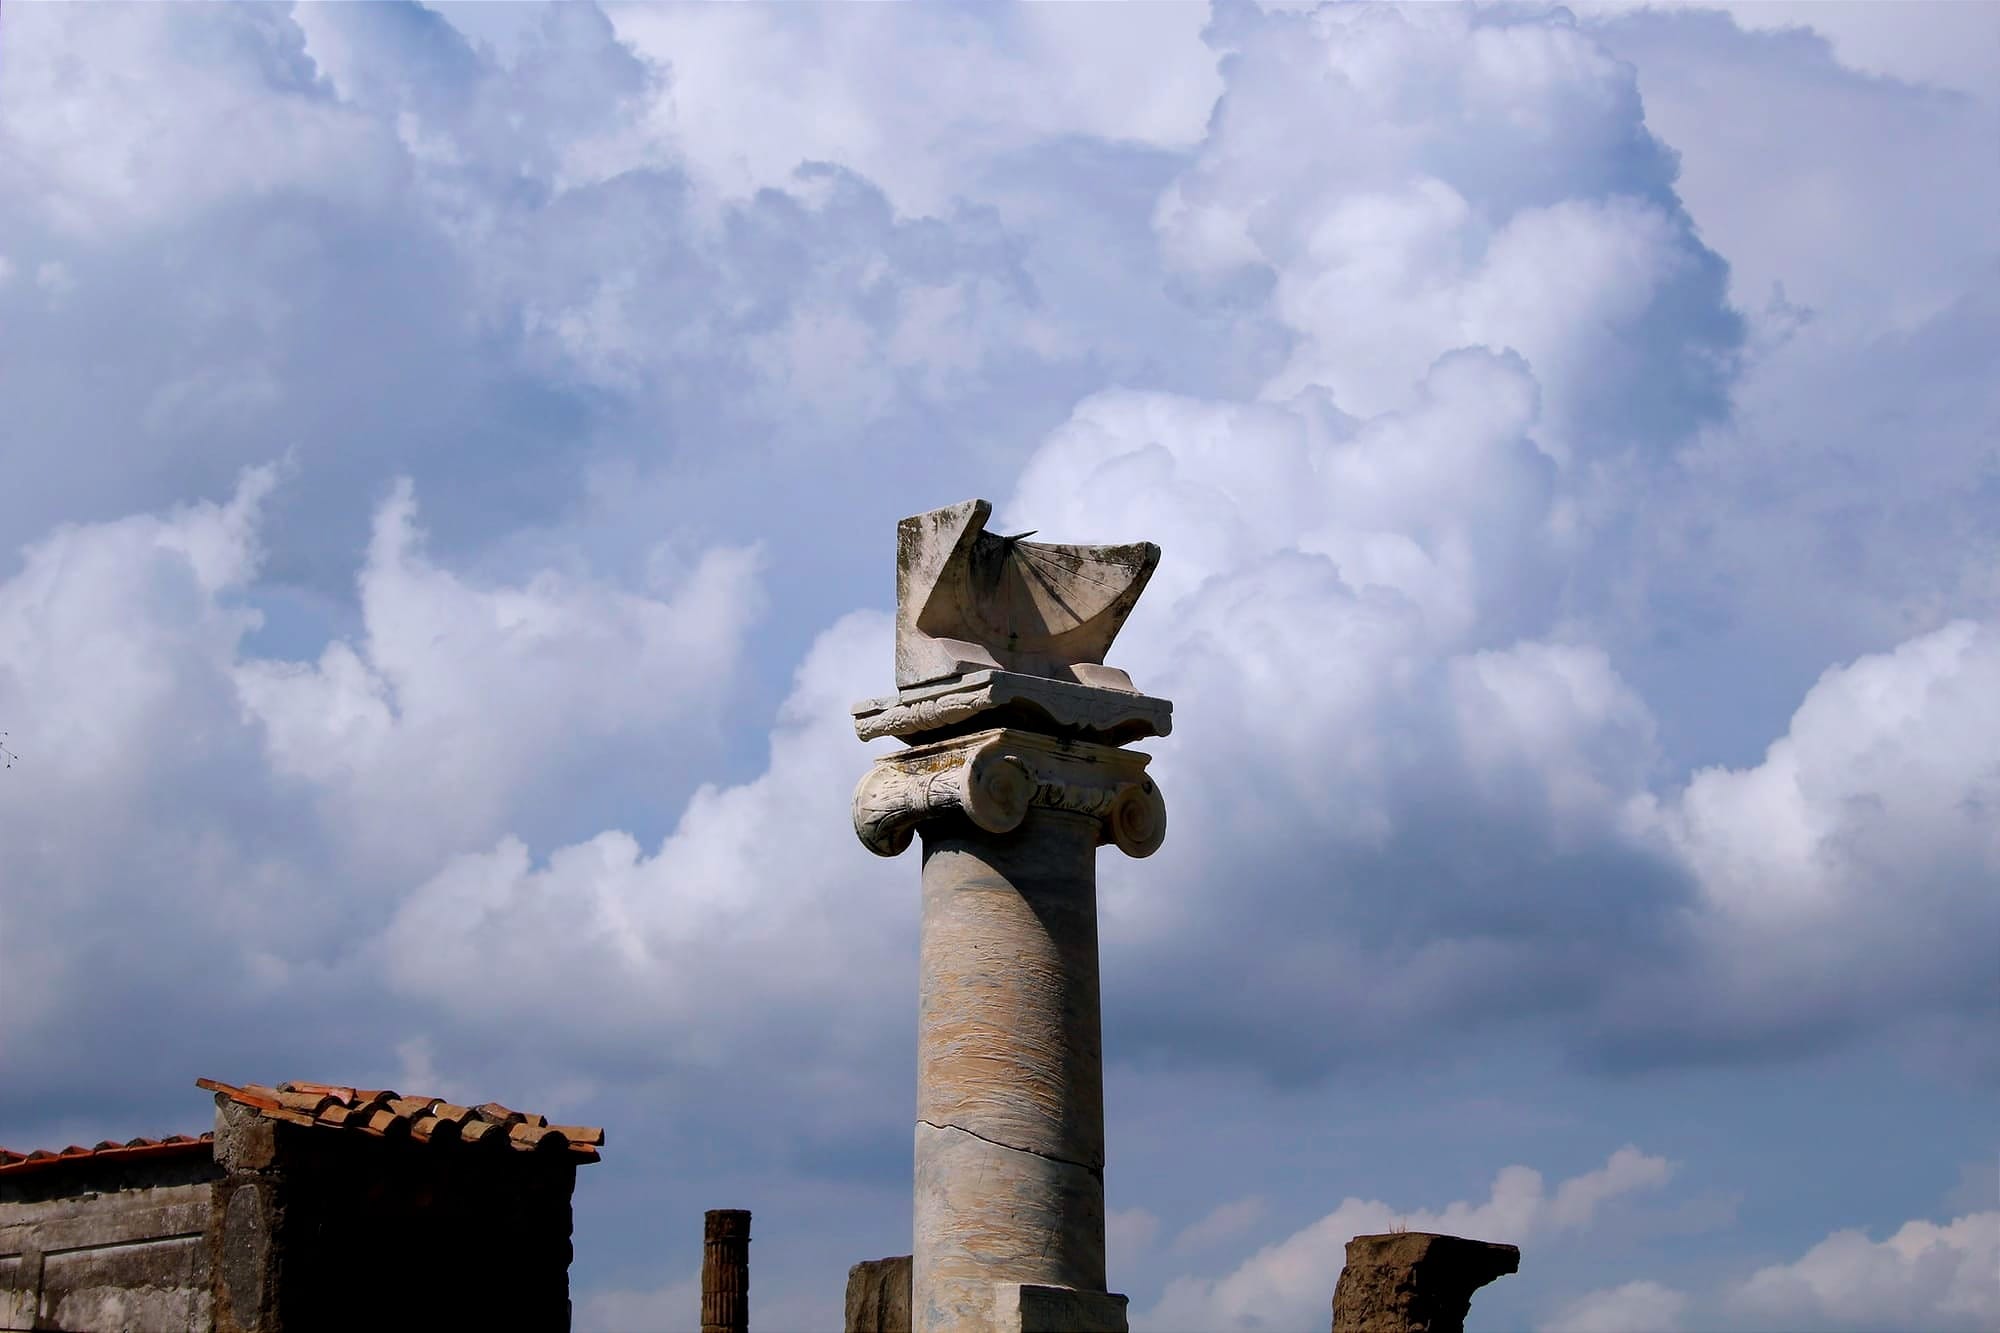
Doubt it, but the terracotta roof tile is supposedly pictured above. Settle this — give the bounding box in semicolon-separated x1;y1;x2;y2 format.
0;1134;215;1178
195;1078;602;1162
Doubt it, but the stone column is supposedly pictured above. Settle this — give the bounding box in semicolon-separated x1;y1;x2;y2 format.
852;500;1171;1333
701;1209;750;1333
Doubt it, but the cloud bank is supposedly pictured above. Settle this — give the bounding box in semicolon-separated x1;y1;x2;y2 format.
2;1;1993;1324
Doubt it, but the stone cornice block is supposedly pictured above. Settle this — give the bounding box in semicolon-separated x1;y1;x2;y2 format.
996;1282;1129;1333
852;670;1172;747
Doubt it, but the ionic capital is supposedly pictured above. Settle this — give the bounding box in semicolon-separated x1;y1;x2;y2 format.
852;728;1165;860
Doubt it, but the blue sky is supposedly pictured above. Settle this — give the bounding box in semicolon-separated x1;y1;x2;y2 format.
1;3;1995;1329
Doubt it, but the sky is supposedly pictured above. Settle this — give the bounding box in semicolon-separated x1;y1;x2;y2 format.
0;2;1995;1330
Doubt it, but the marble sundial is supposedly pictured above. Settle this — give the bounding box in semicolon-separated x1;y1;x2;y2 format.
853;499;1173;747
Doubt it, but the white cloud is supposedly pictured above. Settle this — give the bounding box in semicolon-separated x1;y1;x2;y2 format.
0;465;769;1107
1542;1279;1690;1333
372;610;910;1092
1172;1196;1269;1256
1110;1206;1164;1274
1141;1147;1670;1332
1730;1211;2000;1333
0;4;396;235
1594;6;2000;335
1656;620;2000;926
4;3;1994;1320
235;478;763;870
0;468;281;1046
1659;1;2000;102
1593;618;2000;1061
1544;1208;2000;1333
601;4;1219;218
0;466;273;790
1157;4;1735;455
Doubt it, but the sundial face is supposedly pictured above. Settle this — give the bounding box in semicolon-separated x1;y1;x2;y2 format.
896;500;1159;688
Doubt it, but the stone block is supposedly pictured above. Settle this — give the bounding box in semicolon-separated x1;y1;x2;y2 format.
213;1100;279;1173
853;670;1172;747
845;1254;912;1333
1330;1232;1519;1333
996;1282;1129;1333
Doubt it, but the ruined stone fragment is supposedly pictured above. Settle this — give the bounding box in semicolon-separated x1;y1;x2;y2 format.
1330;1231;1520;1333
845;1254;912;1333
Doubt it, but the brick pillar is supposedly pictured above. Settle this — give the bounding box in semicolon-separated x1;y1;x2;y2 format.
701;1208;751;1333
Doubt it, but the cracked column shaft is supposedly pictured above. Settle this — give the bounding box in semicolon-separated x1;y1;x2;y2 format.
915;808;1107;1331
852;498;1170;1333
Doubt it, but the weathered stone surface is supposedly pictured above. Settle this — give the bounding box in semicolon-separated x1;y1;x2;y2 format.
213;1099;279;1173
910;809;1127;1333
860;501;1164;1333
893;499;1158;690
845;1254;912;1333
918;811;1108;1166
211;1116;580;1332
854;728;1164;860
1330;1232;1520;1333
999;1282;1130;1333
5;1083;592;1332
1;1175;215;1333
853;669;1172;747
914;1122;1108;1333
702;1208;751;1333
216;1181;274;1331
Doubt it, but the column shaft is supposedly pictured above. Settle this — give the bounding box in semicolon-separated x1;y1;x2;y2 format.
914;809;1107;1333
701;1208;750;1333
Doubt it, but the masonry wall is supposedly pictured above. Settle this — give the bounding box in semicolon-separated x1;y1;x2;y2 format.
1;1153;222;1332
5;1108;582;1333
212;1106;578;1332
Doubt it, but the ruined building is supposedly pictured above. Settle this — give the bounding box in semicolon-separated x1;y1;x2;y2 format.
2;1078;602;1332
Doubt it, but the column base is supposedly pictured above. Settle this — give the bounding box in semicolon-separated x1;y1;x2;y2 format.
996;1283;1129;1333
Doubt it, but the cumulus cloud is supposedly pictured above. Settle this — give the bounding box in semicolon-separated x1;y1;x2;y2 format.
1542;1279;1690;1333
1597;620;2000;1066
601;3;1220;216
1158;3;1738;455
4;1;1994;1324
0;5;393;236
1728;1210;2000;1332
1543;1208;2000;1333
974;0;1996;1084
373;610;911;1105
1172;1196;1270;1256
0;466;765;1114
1110;1207;1165;1274
236;479;762;870
0;468;284;1060
0;0;1239;627
1141;1147;1670;1331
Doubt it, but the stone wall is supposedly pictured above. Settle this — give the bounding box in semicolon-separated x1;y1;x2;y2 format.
4;1101;582;1333
2;1150;221;1332
211;1103;578;1332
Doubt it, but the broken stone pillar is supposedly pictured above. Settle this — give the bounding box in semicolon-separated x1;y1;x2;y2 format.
1330;1232;1520;1333
701;1209;750;1333
852;500;1171;1333
845;1254;912;1333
